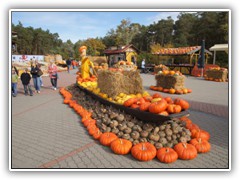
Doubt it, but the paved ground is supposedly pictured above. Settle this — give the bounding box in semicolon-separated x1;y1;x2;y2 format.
11;69;229;169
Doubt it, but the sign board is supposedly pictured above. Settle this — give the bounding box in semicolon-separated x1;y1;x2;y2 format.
12;55;45;62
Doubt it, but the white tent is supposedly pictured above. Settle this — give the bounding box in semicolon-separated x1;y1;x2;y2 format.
209;44;228;64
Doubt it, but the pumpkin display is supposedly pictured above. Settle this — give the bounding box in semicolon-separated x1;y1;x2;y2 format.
131;142;157;161
190;138;211;153
174;142;198;160
156;147;178;163
61;84;212;165
110;138;132;155
99;132;118;146
149;86;192;95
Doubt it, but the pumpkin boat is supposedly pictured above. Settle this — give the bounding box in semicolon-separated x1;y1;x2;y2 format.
77;84;189;123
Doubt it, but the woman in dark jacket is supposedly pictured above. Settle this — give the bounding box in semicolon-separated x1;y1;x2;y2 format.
30;63;41;93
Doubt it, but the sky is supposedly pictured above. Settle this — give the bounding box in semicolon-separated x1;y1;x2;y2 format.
11;11;186;43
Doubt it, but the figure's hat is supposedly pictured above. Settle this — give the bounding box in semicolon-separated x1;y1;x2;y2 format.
79;46;87;53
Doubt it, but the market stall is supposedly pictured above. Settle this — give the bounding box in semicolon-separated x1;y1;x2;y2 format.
152;46;212;75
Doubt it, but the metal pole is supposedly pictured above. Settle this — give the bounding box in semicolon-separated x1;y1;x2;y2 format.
213;51;216;64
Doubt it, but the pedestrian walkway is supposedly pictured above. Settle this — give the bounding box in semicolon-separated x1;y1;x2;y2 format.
11;69;229;169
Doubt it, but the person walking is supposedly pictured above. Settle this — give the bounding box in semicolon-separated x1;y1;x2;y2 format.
66;58;72;73
20;68;33;96
36;61;44;87
72;59;75;69
141;59;146;73
30;62;41;94
12;68;18;97
48;61;58;90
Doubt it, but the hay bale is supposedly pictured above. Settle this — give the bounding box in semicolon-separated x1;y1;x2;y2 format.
97;69;143;98
155;74;185;90
206;69;228;81
113;64;137;71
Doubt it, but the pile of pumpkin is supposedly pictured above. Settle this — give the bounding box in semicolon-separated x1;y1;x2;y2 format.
150;70;192;95
123;93;190;116
149;85;192;95
59;86;211;163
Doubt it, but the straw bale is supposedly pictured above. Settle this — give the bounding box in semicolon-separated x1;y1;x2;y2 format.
206;69;228;81
155;74;185;90
113;64;137;71
97;69;143;98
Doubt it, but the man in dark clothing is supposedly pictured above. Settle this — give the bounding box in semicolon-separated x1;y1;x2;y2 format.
66;59;72;73
21;68;33;96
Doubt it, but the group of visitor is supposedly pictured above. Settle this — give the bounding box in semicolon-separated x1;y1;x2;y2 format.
11;60;59;97
66;58;78;73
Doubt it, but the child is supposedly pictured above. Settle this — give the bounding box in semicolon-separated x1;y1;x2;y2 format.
21;68;33;96
11;69;18;97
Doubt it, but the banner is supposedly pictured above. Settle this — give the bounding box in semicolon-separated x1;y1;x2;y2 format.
12;55;44;62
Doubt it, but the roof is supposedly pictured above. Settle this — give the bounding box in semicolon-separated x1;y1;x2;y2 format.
209;44;228;51
104;44;139;54
153;46;212;55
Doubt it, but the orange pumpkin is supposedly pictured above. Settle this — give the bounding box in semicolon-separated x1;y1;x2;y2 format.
163;70;169;75
163;89;170;93
150;86;155;90
131;142;157;161
187;89;192;93
179;116;192;126
123;98;137;107
169;88;176;94
131;104;140;109
175;89;183;94
174;98;190;110
152;93;162;99
88;126;99;136
167;104;182;114
186;123;200;131
139;102;151;111
174;142;197;160
182;88;188;94
63;98;71;104
83;119;96;127
156;86;163;92
137;98;146;105
169;71;175;75
157;147;178;163
92;129;102;140
149;100;168;114
191;129;210;141
164;97;174;104
110;138;133;155
99;132;118;146
143;96;153;102
190;138;211;153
